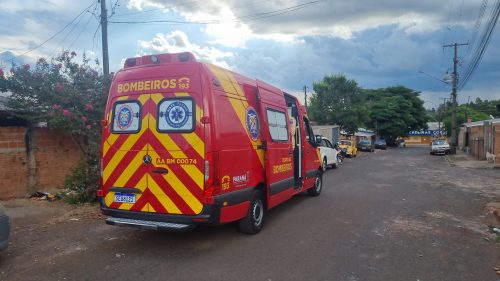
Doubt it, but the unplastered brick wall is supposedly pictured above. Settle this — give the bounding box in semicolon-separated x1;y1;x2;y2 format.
494;123;500;162
0;127;28;199
34;128;82;190
0;127;82;199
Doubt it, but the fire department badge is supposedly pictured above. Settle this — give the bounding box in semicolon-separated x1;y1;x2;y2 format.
165;100;191;129
116;105;133;130
246;107;259;141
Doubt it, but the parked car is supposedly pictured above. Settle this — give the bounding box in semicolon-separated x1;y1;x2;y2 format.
316;136;339;170
430;140;450;155
0;203;10;251
338;140;357;157
398;139;406;147
357;140;374;152
374;139;387;150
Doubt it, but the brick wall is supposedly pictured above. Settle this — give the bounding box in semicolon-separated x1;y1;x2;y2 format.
0;127;28;199
494;123;500;163
34;129;82;190
468;125;485;159
0;127;82;199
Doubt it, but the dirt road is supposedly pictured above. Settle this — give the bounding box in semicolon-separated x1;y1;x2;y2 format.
1;147;499;281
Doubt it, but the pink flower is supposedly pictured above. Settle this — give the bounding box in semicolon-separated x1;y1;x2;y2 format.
0;69;3;77
34;73;42;79
52;104;61;110
23;64;30;71
63;109;71;117
85;103;94;111
55;82;64;92
80;116;88;123
57;63;62;69
71;51;77;57
86;125;92;129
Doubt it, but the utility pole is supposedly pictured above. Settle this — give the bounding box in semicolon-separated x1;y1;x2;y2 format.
438;97;448;137
303;86;308;109
100;0;109;76
443;42;468;154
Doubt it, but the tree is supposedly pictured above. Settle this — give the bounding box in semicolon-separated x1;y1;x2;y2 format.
363;86;428;139
466;97;500;118
309;74;368;134
443;105;490;136
0;51;109;202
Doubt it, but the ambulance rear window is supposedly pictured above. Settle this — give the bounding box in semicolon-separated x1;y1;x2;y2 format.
157;97;195;133
111;101;142;134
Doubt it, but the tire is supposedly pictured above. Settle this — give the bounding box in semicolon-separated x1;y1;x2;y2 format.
333;157;338;169
307;170;323;197
322;157;328;171
238;190;265;234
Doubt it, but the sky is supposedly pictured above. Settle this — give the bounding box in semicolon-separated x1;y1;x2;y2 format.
1;0;500;109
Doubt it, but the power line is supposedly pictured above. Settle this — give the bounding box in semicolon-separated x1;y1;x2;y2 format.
69;10;96;50
6;1;97;63
50;3;100;58
463;0;488;61
458;0;500;90
108;0;324;25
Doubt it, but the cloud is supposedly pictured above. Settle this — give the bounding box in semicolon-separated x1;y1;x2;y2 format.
138;31;234;68
124;0;481;42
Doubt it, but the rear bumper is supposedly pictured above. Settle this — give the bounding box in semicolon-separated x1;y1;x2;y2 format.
101;187;253;230
432;148;450;154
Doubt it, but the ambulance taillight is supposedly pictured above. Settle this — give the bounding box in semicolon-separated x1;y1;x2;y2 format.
202;152;219;204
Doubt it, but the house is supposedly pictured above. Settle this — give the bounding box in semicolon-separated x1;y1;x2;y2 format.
459;118;500;163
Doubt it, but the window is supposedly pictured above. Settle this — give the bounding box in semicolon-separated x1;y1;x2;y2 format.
303;117;315;144
157;98;195;133
266;109;288;141
112;101;141;134
321;139;328;147
325;139;334;148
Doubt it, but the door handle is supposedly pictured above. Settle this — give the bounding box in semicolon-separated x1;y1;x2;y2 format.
152;168;169;174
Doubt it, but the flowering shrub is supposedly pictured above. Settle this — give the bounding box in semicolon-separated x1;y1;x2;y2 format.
0;51;110;202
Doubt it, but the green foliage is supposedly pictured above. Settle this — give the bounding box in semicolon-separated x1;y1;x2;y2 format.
64;160;100;204
309;74;368;134
0;51;109;202
442;105;490;136
468;97;500;118
364;86;428;139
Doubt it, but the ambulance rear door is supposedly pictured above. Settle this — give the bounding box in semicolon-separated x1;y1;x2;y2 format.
145;69;205;216
101;87;151;213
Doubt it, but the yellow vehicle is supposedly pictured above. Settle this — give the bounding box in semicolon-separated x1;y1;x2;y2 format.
338;140;357;157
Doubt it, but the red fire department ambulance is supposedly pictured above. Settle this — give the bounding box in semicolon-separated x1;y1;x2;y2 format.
98;52;322;234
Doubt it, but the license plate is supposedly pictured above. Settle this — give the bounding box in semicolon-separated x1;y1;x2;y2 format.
114;193;136;204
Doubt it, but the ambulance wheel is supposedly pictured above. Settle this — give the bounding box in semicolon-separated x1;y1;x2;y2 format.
307;170;323;197
238;190;265;234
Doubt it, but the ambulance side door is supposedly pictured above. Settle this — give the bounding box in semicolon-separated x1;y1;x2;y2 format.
302;116;321;188
264;106;296;208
